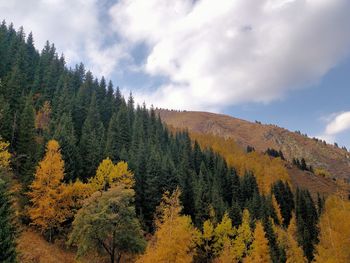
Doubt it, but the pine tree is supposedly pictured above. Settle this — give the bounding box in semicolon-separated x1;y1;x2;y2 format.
272;181;294;227
105;112;119;161
16;95;37;184
53;112;80;181
79;93;105;178
0;179;17;263
0;94;12;141
295;188;319;261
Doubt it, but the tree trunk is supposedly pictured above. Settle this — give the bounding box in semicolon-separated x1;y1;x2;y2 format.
110;250;115;263
116;252;122;263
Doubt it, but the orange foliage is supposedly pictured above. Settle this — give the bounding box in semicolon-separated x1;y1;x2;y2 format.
189;132;290;193
137;188;199;263
88;158;134;192
314;195;350;263
244;221;271;263
35;101;51;132
28;140;91;239
0;138;11;169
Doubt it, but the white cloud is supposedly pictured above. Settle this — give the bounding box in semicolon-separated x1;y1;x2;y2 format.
325;112;350;135
109;0;350;111
2;0;350;112
0;0;125;77
317;111;350;146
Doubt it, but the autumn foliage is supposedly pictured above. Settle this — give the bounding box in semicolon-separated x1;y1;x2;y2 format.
28;140;90;240
0;138;11;170
314;195;350;263
137;188;199;263
244;221;271;263
89;158;134;191
188;132;290;193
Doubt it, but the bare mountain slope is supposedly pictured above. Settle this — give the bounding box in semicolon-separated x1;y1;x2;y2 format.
157;110;350;182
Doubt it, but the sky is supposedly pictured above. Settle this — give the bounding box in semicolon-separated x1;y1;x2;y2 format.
0;0;349;148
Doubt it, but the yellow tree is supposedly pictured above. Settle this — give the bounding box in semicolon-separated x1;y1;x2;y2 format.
136;188;199;263
217;209;253;263
0;138;11;169
274;214;306;263
89;158;134;191
314;195;350;263
61;179;94;212
28;140;70;241
35;101;51;133
272;194;283;225
244;221;271;263
198;212;235;260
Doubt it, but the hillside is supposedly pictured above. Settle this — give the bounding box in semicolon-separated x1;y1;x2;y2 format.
1;22;350;263
157;110;350;182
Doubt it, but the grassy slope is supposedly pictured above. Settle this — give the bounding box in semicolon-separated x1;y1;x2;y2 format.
157;109;350;197
17;230;76;263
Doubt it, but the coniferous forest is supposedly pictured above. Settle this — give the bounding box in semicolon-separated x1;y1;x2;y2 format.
1;22;350;263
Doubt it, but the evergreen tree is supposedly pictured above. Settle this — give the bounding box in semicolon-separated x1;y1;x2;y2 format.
53;112;80;181
16;95;37;184
295;188;319;261
79;93;105;178
0;179;17;263
272;181;294;227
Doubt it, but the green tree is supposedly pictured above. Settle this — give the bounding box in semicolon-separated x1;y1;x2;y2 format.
68;185;146;263
79;93;105;178
0;179;17;263
16;95;37;184
295;188;319;261
53;112;80;181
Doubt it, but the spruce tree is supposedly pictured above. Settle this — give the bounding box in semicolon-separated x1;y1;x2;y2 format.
53;112;80;181
0;179;17;263
295;188;319;261
79;93;105;178
16;95;37;184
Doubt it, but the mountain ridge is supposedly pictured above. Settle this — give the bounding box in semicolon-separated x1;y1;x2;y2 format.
157;109;350;183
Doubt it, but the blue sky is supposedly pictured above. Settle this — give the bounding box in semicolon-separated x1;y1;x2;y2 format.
0;0;349;148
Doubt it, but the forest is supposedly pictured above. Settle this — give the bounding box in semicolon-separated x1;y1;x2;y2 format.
0;22;350;263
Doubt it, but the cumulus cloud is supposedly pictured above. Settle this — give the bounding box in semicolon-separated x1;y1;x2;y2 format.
109;0;350;111
0;0;126;77
317;111;350;145
2;0;350;111
325;112;350;135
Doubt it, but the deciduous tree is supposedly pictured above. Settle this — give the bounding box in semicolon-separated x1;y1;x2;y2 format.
89;158;134;192
314;195;350;263
28;140;69;240
69;186;145;263
0;138;11;169
244;221;271;263
137;188;199;263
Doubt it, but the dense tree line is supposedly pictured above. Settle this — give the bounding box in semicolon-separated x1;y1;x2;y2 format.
0;22;236;229
0;22;333;262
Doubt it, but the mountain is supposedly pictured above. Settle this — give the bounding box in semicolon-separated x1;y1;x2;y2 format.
157;109;350;196
2;22;350;263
